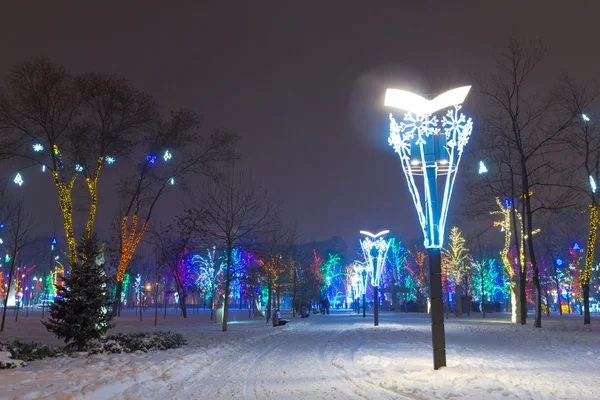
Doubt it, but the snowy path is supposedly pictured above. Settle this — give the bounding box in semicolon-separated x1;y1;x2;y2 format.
1;310;600;399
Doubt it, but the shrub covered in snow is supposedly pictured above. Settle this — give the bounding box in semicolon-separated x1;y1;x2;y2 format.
0;332;186;367
0;340;62;362
104;332;187;353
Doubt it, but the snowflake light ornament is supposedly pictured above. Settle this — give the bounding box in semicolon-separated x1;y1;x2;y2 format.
33;143;44;152
14;173;23;186
105;156;115;164
163;150;172;161
359;230;391;288
385;86;473;248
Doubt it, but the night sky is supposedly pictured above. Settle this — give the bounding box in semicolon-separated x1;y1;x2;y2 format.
1;1;599;248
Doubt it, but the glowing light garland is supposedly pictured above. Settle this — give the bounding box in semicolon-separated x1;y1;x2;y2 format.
388;89;473;248
360;232;391;288
582;205;598;285
117;214;148;283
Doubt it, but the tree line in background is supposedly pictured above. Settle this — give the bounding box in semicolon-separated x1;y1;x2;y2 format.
0;37;599;348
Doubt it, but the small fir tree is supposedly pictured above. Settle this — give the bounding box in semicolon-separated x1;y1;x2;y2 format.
43;235;113;351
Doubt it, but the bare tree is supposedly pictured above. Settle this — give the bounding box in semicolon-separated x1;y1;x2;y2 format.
0;59;80;266
149;212;204;319
1;198;35;332
559;78;600;324
476;39;587;327
0;59;157;267
113;114;237;315
194;169;276;332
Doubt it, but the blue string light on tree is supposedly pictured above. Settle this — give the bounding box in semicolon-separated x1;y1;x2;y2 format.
503;198;513;208
146;155;157;164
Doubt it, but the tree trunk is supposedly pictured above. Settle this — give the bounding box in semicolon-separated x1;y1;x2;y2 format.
454;285;462;317
509;279;520;323
266;279;272;324
154;282;159;326
583;284;590;324
179;292;187;318
2;256;17;331
481;269;485;319
519;267;527;325
222;244;232;332
113;281;123;317
555;276;562;315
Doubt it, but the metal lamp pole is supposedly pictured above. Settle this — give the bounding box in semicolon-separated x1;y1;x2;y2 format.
385;86;474;370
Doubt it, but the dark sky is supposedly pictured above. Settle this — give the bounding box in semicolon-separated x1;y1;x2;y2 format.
1;1;599;249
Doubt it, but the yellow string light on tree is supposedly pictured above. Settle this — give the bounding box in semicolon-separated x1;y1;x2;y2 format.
84;156;105;239
583;205;598;285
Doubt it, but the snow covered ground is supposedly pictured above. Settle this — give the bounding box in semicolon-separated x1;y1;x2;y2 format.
1;308;599;399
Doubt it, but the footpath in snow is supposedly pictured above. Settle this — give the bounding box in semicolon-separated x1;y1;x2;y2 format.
1;309;599;399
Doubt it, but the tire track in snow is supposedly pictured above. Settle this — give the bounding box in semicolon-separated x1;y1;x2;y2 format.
244;341;283;400
341;329;422;400
316;328;371;399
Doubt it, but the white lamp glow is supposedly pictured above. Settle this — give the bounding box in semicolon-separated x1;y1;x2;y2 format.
384;86;471;116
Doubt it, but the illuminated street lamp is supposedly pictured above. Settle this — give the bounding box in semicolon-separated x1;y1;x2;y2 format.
353;261;368;318
360;230;391;326
385;86;474;369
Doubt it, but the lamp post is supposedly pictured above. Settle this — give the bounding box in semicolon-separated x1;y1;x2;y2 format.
385;86;473;369
354;261;368;317
360;230;391;326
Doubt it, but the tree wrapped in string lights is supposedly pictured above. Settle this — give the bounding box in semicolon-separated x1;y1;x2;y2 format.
360;230;391;326
385;86;473;369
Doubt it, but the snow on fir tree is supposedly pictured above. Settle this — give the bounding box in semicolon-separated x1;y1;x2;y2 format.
43;235;113;351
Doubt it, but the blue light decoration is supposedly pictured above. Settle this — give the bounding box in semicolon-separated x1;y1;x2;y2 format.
572;242;581;251
387;87;473;248
51;238;57;245
146;155;157;164
75;164;84;172
589;175;596;193
42;165;46;172
0;224;4;229
169;177;175;185
582;113;590;122
13;173;23;186
503;198;513;208
5;254;11;263
163;150;172;161
478;161;488;175
32;143;44;152
386;86;473;369
359;230;391;287
555;257;564;266
105;156;115;164
353;261;368;296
